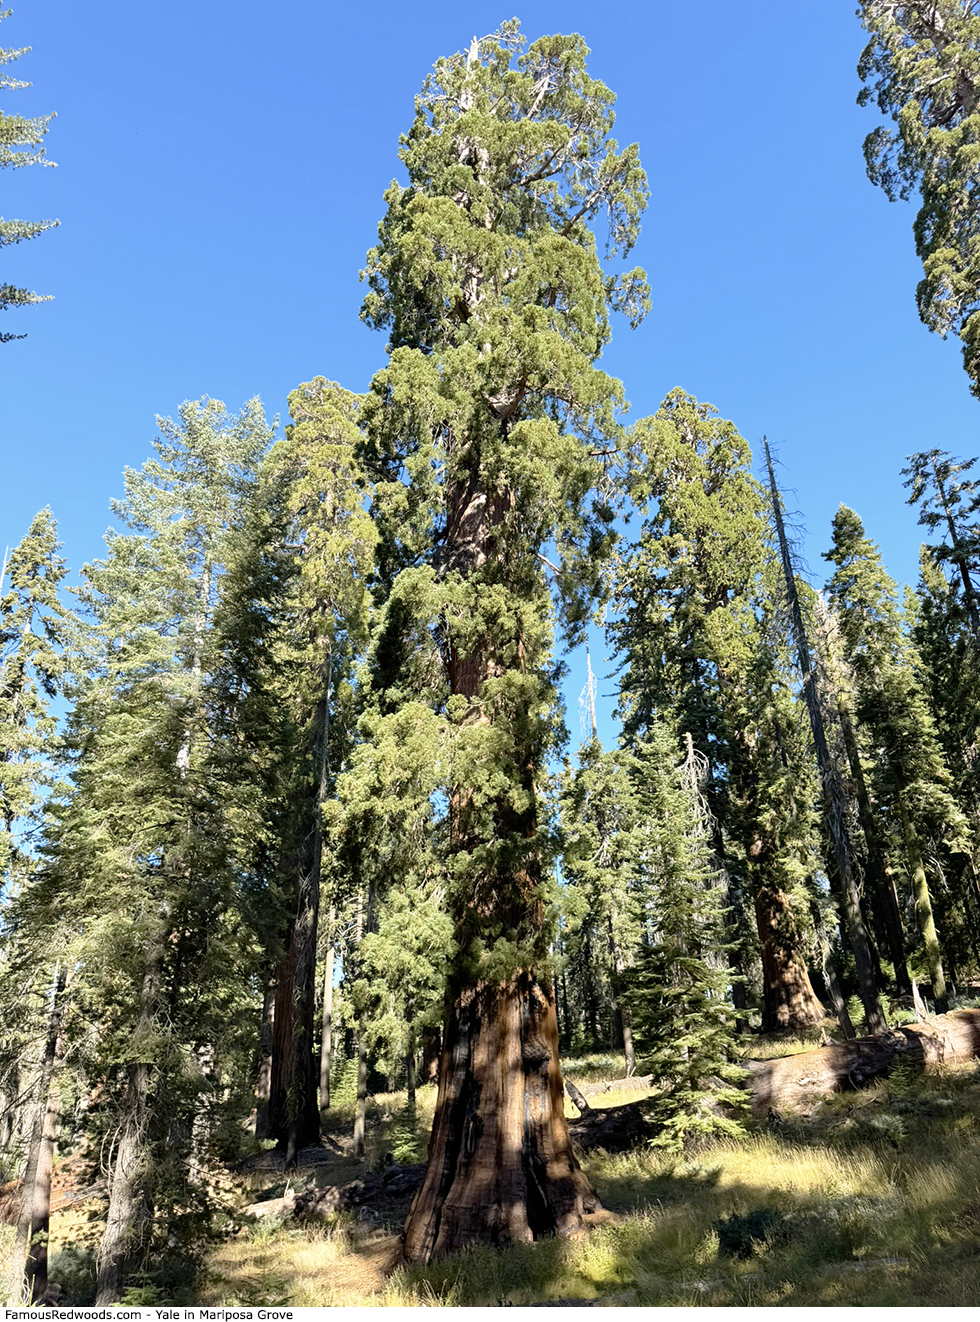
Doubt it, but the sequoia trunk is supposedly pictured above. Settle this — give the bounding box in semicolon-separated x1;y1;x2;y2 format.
402;974;594;1261
268;905;321;1159
402;474;597;1260
754;884;825;1032
268;674;332;1158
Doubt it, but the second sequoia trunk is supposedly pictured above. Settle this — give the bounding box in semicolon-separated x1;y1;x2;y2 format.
755;882;825;1032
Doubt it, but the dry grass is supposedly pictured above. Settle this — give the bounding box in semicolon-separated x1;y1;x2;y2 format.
202;1224;403;1307
32;1053;980;1306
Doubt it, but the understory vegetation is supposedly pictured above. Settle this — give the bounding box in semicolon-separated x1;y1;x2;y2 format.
6;1051;980;1308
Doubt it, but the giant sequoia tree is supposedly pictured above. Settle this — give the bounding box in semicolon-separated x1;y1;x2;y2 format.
858;1;980;393
612;393;824;1033
359;22;648;1260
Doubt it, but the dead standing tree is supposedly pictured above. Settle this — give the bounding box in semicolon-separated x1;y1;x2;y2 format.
763;440;886;1035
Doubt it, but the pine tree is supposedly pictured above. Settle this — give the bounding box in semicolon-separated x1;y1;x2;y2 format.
858;2;980;394
254;379;377;1161
0;8;58;341
0;510;73;1295
0;508;70;891
912;544;980;857
358;21;648;1260
763;442;885;1034
560;734;641;1072
903;448;980;637
626;724;745;1147
812;592;913;996
33;398;273;1302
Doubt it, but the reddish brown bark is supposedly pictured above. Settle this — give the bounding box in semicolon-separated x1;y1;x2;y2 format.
754;884;825;1032
403;973;594;1261
402;471;596;1261
268;683;332;1160
268;903;321;1160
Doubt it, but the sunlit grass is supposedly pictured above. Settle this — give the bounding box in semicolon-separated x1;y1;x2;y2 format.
31;1053;980;1306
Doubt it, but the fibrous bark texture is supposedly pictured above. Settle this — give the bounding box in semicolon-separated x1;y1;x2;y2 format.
755;885;825;1032
402;974;595;1262
268;912;321;1160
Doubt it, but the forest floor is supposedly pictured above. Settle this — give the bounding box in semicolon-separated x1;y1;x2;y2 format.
22;1033;980;1307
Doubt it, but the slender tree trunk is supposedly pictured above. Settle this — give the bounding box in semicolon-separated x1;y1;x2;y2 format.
421;1027;441;1085
814;596;912;994
14;964;66;1303
406;1024;417;1123
96;905;170;1304
353;1033;368;1160
902;809;948;1012
558;976;570;1048
95;1065;151;1305
352;881;373;1160
811;907;855;1040
319;911;335;1114
931;452;980;638
582;928;599;1046
764;441;885;1034
254;980;275;1139
606;919;634;1075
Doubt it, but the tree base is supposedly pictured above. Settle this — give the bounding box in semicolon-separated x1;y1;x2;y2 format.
402;973;598;1263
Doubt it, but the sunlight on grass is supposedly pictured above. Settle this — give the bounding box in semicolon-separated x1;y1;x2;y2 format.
30;1057;980;1307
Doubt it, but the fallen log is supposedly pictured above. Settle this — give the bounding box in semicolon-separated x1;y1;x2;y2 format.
568;1099;653;1152
744;1008;980;1116
288;1162;427;1223
577;1074;654;1099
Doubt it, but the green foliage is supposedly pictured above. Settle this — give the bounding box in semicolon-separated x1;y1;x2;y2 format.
559;735;642;1051
24;397;276;1286
358;20;648;997
858;2;980;393
611;390;822;1032
0;507;70;890
623;724;745;1147
0;7;58;340
824;504;973;989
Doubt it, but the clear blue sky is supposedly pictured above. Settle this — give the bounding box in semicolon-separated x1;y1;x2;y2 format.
2;0;977;744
